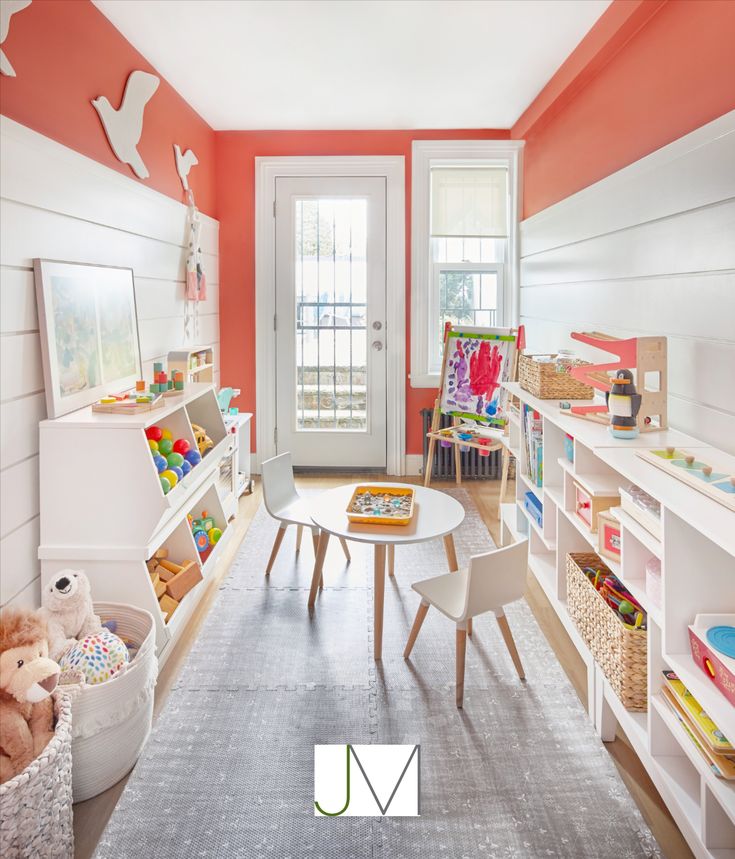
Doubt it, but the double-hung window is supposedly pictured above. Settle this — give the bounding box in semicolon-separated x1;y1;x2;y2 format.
411;141;523;387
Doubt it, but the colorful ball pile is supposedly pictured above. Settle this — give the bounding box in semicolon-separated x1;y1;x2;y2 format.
145;424;202;494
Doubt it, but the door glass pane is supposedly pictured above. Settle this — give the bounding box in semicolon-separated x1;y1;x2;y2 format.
295;198;368;431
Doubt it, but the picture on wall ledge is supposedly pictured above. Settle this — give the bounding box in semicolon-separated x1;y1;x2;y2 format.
34;260;142;418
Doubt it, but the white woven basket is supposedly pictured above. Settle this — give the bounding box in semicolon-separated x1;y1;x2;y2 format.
0;690;75;859
70;602;158;803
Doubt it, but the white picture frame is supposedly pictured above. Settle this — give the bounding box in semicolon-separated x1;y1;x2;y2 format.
33;259;142;418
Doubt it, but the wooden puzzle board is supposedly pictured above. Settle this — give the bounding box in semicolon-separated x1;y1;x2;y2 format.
637;448;735;512
92;396;165;415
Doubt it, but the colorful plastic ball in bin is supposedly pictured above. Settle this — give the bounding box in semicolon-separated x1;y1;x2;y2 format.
159;476;171;494
166;451;184;469
153;454;168;473
208;527;223;545
148;439;159;453
145;425;162;442
173;438;191;456
185;449;202;467
161;468;178;488
180;459;192;476
170;465;184;481
158;438;173;456
161;428;173;441
193;529;209;552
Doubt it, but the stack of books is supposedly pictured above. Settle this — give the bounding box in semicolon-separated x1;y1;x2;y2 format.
523;404;543;488
661;670;734;779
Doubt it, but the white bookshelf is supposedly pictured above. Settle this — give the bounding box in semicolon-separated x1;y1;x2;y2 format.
38;383;235;662
501;382;735;858
168;344;215;384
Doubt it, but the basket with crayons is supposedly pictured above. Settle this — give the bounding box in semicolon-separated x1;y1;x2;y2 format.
566;552;648;711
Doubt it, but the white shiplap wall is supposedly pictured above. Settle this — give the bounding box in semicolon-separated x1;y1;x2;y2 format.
0;118;220;609
519;110;735;454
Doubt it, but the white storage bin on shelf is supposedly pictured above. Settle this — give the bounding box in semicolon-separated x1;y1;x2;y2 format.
70;603;157;802
39;383;234;664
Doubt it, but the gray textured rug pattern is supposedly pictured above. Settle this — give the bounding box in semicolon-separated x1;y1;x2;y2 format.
95;489;660;859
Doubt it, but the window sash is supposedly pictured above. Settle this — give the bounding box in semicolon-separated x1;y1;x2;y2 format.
429;262;505;375
430;167;508;238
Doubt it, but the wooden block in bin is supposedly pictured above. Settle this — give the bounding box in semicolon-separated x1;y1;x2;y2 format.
158;558;184;574
146;559;158;575
159;593;179;622
156;564;175;582
166;561;202;602
151;574;167;599
154;548;168;559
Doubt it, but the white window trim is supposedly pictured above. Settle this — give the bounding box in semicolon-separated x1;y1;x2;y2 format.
255;155;406;475
410;139;524;388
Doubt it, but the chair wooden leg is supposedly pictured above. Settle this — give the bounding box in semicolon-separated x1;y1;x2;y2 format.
266;524;287;574
387;544;395;577
296;524;303;553
308;531;330;608
312;531;319;554
373;545;386;660
339;537;351;563
496;612;525;679
403;601;429;658
456;625;467;708
424;437;436;487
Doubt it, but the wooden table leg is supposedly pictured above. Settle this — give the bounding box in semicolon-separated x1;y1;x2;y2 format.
387;544;395;577
373;544;386;660
308;531;330;609
443;534;471;636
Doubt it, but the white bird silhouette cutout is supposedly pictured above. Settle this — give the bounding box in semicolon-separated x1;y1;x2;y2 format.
1;0;32;77
174;144;199;191
92;70;160;179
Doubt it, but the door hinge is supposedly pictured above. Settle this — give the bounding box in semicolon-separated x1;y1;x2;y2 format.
273;200;276;217
274;426;278;445
273;313;277;331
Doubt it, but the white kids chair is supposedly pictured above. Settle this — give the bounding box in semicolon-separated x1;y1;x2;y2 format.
261;453;351;574
403;539;529;708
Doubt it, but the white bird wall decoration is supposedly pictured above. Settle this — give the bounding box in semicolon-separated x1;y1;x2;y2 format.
92;70;160;179
174;144;199;192
1;0;32;77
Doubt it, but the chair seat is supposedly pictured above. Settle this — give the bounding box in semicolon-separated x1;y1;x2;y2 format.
412;569;469;621
271;496;316;528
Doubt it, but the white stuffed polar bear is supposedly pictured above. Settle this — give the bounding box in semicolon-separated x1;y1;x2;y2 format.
39;570;102;661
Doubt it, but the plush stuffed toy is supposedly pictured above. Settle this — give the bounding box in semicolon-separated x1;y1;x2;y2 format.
39;570;102;661
0;609;60;784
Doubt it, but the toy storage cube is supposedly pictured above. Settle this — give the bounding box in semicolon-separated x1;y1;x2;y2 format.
574;481;619;533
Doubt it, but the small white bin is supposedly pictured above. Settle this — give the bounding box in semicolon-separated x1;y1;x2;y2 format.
70;602;158;802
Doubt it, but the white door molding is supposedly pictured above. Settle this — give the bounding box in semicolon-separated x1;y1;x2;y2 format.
255;155;406;475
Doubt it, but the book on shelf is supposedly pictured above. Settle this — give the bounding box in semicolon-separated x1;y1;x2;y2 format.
661;671;735;780
523;404;543;488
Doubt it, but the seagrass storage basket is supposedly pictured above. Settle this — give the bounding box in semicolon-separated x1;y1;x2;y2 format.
70;602;157;802
0;690;74;859
519;354;595;400
566;552;648;711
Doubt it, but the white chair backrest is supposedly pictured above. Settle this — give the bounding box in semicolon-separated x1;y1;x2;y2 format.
464;539;529;618
261;452;299;518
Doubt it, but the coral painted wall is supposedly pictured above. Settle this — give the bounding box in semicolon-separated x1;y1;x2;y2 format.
215;129;511;458
0;0;216;215
513;0;735;218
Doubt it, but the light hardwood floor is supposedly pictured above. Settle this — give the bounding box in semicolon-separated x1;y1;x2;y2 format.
73;475;692;859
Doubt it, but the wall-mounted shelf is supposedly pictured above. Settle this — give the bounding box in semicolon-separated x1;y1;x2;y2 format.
502;381;735;858
169;344;215;384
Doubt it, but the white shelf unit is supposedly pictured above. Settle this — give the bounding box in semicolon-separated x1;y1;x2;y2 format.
219;412;253;519
168;344;215;384
38;384;234;663
502;382;735;858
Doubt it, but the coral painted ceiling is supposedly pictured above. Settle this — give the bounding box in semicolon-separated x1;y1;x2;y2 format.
93;0;611;130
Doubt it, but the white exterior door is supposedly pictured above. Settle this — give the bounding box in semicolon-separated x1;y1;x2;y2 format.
274;176;387;467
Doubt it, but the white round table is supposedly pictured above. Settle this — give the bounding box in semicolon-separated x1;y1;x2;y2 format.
308;483;466;659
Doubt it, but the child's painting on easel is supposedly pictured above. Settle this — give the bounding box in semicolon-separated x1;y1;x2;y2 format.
440;328;517;428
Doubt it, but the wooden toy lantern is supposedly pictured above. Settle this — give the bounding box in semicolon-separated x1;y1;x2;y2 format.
566;331;667;432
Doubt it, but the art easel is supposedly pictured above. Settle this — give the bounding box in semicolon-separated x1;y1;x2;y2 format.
566;331;668;431
424;326;523;513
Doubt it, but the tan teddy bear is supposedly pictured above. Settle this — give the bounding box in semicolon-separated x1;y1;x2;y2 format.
39;569;102;661
0;609;60;784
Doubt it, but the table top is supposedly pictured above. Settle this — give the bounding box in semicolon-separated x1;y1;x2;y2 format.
309;482;465;545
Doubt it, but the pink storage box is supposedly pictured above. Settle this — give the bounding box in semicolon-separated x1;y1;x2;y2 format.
688;614;735;708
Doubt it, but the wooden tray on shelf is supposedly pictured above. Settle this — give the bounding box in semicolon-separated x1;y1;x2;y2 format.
346;485;415;527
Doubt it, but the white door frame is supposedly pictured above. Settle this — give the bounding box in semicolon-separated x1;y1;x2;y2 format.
255;155;406;475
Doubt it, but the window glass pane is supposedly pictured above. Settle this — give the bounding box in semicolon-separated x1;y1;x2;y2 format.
434;270;499;370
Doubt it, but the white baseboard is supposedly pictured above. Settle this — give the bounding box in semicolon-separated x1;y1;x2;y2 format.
404;455;424;476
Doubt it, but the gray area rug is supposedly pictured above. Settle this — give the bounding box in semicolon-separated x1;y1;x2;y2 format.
95;489;660;859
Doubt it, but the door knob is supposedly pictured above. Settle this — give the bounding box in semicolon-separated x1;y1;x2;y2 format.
372;340;383;351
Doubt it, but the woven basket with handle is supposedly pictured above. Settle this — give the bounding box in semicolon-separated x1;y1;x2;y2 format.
566;552;648;711
519;354;595;400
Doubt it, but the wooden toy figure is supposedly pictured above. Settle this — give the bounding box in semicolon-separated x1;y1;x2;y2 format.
606;369;641;439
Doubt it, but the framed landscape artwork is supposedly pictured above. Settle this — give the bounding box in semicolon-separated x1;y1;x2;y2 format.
34;260;142;418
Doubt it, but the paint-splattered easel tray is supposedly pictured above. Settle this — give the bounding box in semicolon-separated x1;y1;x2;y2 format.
637;448;735;512
346;486;415;526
